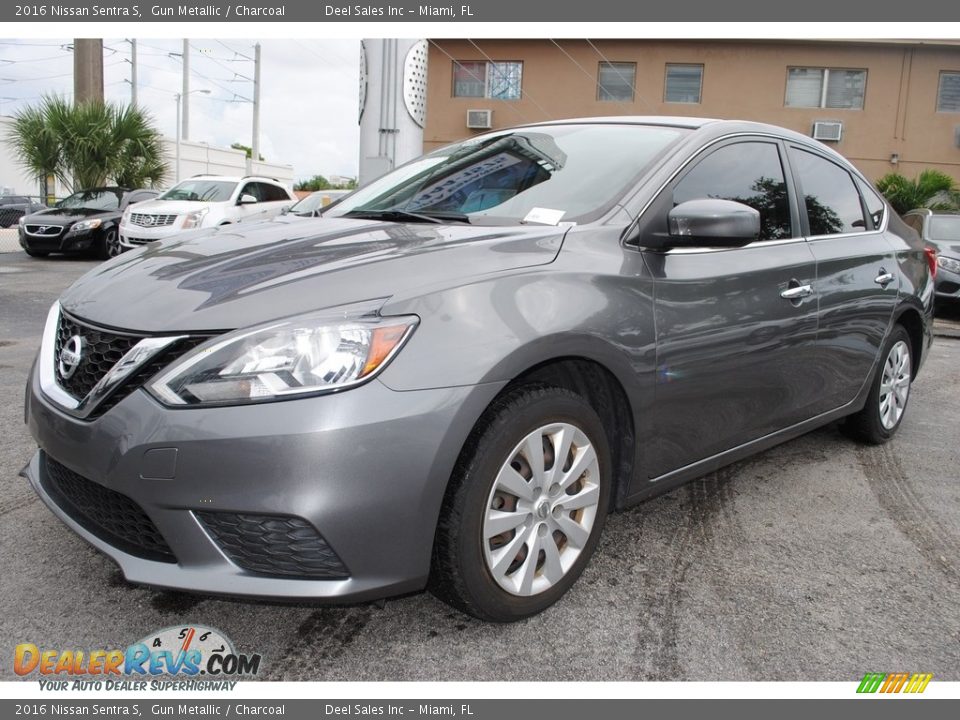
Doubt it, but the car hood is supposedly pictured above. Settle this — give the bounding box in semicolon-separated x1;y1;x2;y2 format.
124;199;225;215
24;207;117;224
61;217;566;332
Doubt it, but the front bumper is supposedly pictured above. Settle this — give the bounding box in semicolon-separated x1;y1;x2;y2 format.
20;227;96;252
934;261;960;302
24;366;503;601
119;221;182;249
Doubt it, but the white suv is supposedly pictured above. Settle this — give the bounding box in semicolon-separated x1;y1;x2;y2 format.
118;175;295;250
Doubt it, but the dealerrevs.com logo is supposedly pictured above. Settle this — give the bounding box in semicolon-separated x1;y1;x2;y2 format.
15;625;262;690
856;672;933;694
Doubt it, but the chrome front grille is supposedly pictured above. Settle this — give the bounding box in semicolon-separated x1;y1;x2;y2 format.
25;224;63;237
129;213;177;228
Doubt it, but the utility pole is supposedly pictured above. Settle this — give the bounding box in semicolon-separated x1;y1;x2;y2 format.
129;38;138;107
73;38;104;104
251;42;261;172
182;39;190;140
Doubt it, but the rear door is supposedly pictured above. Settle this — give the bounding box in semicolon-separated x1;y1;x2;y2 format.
644;138;821;478
787;146;898;412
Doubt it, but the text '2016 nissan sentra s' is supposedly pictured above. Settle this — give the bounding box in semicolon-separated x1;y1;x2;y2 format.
22;118;934;621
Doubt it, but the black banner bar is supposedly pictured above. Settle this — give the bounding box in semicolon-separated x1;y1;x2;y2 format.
4;0;960;22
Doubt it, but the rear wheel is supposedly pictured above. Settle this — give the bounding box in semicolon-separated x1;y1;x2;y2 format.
843;325;913;444
430;385;611;621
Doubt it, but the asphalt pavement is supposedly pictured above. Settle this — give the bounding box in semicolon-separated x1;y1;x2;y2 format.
1;251;958;681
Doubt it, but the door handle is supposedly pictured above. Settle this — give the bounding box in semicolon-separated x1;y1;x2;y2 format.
780;284;813;300
874;271;895;286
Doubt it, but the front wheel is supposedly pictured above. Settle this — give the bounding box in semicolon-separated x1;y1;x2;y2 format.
430;385;611;621
96;228;121;260
843;325;913;444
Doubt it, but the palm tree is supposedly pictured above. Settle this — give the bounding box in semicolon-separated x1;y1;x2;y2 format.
4;95;166;194
875;169;960;215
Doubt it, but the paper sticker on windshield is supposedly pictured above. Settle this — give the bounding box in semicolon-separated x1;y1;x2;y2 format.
523;207;566;226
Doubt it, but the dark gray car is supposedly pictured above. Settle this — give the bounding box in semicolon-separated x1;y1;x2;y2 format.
22;118;934;621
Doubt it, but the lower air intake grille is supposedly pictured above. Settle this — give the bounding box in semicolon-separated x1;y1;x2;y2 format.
196;512;349;579
42;454;176;563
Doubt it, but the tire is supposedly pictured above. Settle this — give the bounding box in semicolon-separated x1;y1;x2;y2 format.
24;248;49;258
96;228;120;260
843;325;913;445
430;385;611;622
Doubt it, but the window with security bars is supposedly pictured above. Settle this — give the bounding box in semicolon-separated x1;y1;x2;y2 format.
937;72;960;112
597;62;636;102
664;64;703;103
785;67;866;109
453;60;523;100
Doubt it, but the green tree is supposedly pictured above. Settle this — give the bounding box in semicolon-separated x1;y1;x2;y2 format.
875;170;960;215
230;142;264;161
295;174;332;191
4;95;166;192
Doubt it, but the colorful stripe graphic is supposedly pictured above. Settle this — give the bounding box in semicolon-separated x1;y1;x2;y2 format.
857;672;933;694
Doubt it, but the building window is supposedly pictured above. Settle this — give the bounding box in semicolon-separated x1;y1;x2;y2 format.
452;61;523;100
785;67;866;109
937;71;960;112
597;62;636;102
664;64;703;104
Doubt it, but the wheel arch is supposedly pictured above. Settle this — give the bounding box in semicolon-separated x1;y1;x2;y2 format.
893;303;927;378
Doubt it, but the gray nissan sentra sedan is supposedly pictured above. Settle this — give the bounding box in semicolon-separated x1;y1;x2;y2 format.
23;117;935;621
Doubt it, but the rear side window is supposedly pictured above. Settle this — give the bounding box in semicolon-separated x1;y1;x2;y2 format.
789;148;866;236
673;141;792;241
855;178;885;230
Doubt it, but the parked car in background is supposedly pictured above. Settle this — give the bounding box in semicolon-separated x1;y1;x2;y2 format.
119;175;295;250
0;195;46;228
903;209;960;305
24;118;934;621
18;187;159;259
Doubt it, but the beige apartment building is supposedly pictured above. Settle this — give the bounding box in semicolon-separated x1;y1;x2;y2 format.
424;39;960;182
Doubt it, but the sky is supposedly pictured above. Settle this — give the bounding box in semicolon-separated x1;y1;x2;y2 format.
0;38;361;182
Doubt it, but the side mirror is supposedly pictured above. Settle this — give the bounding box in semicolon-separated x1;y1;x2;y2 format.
238;194;258;205
280;205;290;215
664;199;760;248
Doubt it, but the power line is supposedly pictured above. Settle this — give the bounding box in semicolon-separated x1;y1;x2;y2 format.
549;39;636;114
466;39;554;120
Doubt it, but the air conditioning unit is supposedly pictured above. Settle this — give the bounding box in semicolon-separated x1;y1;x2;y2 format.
812;121;843;142
466;109;493;129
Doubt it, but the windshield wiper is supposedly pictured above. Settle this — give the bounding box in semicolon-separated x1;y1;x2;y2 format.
341;209;470;224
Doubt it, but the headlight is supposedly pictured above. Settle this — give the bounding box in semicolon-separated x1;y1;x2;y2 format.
71;218;102;232
148;310;418;406
181;209;208;229
18;216;26;226
938;255;960;274
121;208;132;224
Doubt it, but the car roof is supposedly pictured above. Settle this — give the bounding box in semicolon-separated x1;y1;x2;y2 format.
183;175;283;183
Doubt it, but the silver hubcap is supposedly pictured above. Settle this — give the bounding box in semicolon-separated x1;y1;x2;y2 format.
482;422;601;597
106;232;119;257
879;340;911;430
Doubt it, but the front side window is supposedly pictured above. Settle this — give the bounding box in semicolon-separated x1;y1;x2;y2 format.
937;72;960;112
672;141;792;241
453;61;522;100
785;67;866;109
789;148;866;236
325;124;686;226
664;64;703;104
597;62;636;102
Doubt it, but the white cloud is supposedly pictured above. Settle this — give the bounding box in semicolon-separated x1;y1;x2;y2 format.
0;38;361;181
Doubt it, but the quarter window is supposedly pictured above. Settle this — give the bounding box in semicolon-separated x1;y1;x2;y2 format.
937;71;960;112
664;64;703;104
673;141;792;241
785;67;866;109
453;61;523;100
597;62;636;102
855;177;886;230
789;149;866;236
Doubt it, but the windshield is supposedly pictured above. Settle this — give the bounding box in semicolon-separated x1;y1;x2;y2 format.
325;124;686;225
929;216;960;241
57;189;123;211
159;180;237;203
290;193;327;215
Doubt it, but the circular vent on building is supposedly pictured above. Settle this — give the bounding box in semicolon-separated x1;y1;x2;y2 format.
359;41;368;124
403;40;428;128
